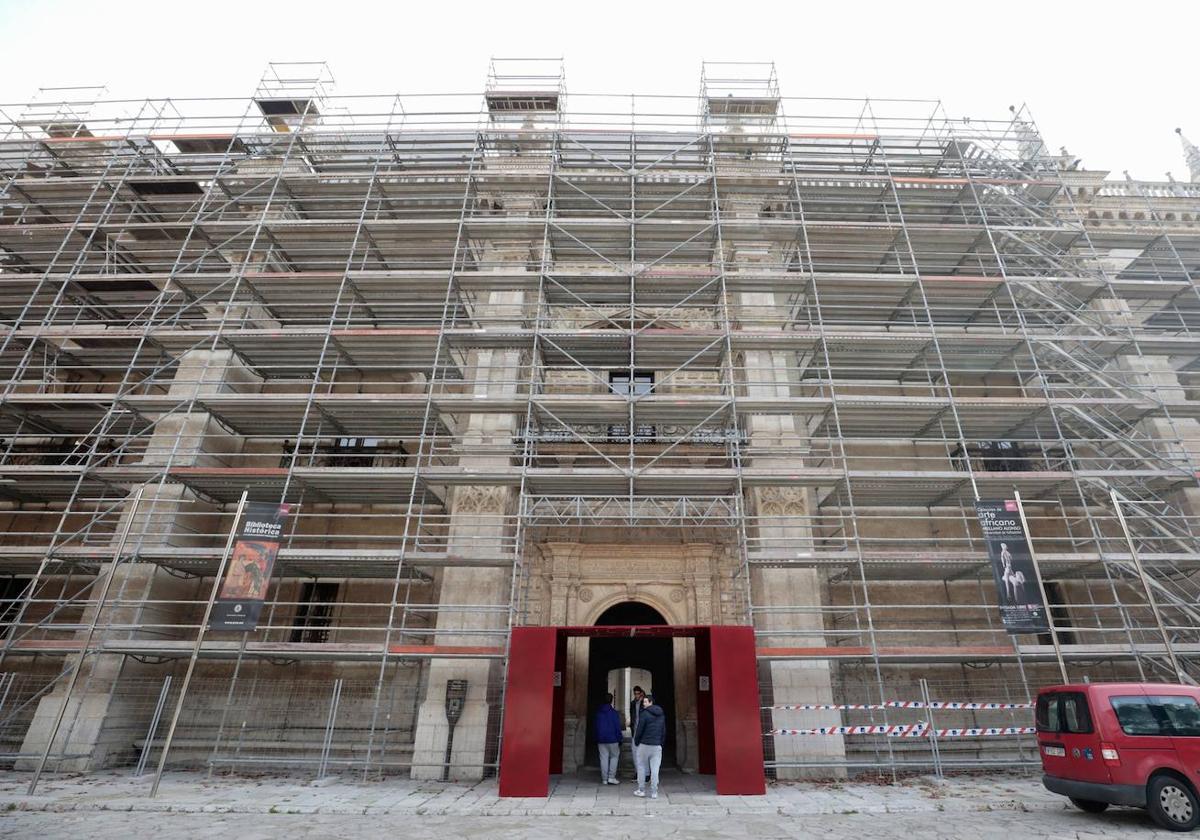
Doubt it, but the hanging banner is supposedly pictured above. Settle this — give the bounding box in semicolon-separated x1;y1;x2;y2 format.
209;502;291;632
974;499;1050;634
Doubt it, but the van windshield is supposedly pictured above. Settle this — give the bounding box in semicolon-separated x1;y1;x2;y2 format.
1111;695;1200;737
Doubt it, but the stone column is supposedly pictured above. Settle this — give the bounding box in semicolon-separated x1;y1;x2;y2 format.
1086;297;1200;635
1096;298;1200;507
19;349;260;769
726;212;846;777
747;485;845;777
408;486;513;780
410;235;529;780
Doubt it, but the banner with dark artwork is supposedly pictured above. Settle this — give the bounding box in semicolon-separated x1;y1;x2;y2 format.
974;499;1050;634
209;502;291;632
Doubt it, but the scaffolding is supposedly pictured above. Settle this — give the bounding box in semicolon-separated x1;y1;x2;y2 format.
0;58;1199;784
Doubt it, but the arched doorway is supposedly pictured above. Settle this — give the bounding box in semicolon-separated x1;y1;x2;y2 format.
583;601;676;767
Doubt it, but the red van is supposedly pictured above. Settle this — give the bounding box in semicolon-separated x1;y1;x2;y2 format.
1037;683;1200;831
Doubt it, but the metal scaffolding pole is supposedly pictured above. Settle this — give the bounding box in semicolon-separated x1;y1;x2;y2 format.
1111;489;1186;684
1013;491;1068;683
149;490;247;797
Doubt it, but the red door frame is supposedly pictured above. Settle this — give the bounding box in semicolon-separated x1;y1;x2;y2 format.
498;625;765;797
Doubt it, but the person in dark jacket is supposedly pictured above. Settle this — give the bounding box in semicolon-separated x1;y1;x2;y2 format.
628;685;645;737
593;693;623;785
632;692;666;799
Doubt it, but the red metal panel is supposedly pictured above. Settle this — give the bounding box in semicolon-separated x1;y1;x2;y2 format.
498;626;557;797
709;625;766;795
499;624;765;798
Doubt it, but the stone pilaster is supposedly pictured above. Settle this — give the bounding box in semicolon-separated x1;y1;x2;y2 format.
410;235;529;780
748;485;845;777
19;350;260;769
408;485;514;780
1096;297;1200;513
726;211;845;776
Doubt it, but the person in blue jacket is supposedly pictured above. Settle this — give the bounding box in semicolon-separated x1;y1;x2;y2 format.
593;692;623;784
632;692;666;799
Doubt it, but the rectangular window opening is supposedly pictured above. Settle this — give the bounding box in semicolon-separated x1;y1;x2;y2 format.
608;371;656;442
1037;581;1075;645
290;581;339;644
0;577;30;639
128;180;205;197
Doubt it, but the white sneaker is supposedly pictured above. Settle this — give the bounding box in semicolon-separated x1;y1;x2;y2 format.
633;789;645;797
650;791;658;799
608;778;620;785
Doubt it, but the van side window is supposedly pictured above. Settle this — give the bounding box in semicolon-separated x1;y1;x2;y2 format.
1111;696;1168;736
1153;696;1200;737
1036;692;1093;734
1113;695;1200;737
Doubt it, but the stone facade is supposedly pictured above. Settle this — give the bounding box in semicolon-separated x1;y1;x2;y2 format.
3;72;1200;787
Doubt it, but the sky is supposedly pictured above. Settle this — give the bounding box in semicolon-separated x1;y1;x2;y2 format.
0;0;1195;181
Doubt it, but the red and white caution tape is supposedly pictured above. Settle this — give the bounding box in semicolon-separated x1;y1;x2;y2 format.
766;700;1032;711
769;724;928;737
925;702;1032;710
931;727;1036;737
768;725;1037;738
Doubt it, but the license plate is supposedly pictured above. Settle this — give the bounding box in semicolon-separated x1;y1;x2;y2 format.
1042;745;1066;757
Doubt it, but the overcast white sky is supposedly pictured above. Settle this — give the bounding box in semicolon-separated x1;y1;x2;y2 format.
0;0;1195;180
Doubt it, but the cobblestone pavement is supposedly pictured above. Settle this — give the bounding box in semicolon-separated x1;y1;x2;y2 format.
0;770;1184;838
0;808;1186;839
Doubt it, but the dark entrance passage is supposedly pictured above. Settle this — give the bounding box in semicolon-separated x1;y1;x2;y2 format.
584;601;676;766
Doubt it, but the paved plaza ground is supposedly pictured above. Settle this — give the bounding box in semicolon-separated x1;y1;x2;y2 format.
0;768;1186;838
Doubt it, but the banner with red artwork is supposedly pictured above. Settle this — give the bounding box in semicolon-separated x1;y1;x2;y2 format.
209;502;290;632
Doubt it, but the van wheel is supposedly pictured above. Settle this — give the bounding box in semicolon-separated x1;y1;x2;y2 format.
1148;774;1200;831
1069;797;1109;813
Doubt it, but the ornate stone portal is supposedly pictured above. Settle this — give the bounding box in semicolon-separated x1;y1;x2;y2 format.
528;541;742;773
